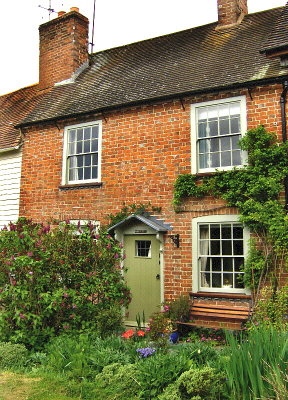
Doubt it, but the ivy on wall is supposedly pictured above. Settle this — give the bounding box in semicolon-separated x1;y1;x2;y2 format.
174;126;288;308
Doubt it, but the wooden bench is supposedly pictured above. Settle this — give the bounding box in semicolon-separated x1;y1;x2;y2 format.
177;302;252;330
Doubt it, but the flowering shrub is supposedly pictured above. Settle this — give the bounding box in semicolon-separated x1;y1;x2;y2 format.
0;218;131;348
121;329;146;340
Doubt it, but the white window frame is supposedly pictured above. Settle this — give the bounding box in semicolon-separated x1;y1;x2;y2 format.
62;120;102;185
192;215;250;294
191;96;247;174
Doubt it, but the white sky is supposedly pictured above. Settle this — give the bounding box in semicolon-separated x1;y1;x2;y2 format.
0;0;285;95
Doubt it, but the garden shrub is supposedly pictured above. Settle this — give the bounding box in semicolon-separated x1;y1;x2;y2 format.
93;363;140;399
0;218;130;348
0;341;28;369
159;366;225;400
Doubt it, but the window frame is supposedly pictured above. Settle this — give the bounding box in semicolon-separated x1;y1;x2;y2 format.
62;120;102;185
191;96;247;174
192;215;250;294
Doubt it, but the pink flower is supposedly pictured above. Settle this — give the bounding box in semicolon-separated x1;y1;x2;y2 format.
28;271;33;276
63;325;69;330
114;253;119;259
27;252;33;257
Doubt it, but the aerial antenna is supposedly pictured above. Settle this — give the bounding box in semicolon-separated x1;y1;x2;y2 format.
38;0;56;20
90;0;97;53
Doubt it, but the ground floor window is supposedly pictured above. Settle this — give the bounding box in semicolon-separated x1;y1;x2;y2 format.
192;215;249;293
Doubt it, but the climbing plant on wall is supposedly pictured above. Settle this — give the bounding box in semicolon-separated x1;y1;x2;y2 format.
174;126;288;316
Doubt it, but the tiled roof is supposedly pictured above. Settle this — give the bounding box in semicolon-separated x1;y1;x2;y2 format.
261;2;288;54
18;6;288;126
0;85;44;150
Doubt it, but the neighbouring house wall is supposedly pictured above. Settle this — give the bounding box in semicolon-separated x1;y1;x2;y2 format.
0;149;22;228
19;83;284;309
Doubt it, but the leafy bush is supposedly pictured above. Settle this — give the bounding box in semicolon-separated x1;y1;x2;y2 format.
93;363;140;399
159;366;225;400
0;341;28;369
0;219;130;348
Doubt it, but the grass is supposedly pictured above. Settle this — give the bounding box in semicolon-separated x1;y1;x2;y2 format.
0;372;76;400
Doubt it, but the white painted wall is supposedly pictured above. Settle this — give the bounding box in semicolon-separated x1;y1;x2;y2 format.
0;149;21;228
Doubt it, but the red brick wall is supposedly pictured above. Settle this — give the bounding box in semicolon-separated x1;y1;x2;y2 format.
19;83;284;303
39;11;88;90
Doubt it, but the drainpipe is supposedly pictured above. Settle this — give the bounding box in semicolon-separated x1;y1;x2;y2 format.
280;80;288;211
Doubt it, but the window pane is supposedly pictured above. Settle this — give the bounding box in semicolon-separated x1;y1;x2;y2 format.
233;240;243;255
200;240;209;255
221;136;231;151
221;151;231;166
77;168;83;180
92;166;98;179
69;129;76;142
234;258;244;272
232;151;241;165
84;155;91;167
233;225;243;239
211;152;220;168
84;127;91;140
232;135;241;150
230;117;240;133
76;141;83;154
201;272;211;288
208;119;218;136
91;139;98;152
200;225;209;239
211;240;220;255
210;138;219;152
222;240;232;255
212;257;221;271
198;121;207;138
92;126;99;139
211;273;221;288
84;140;90;153
199;154;208;169
76;128;83;141
223;258;233;271
77;155;84;167
69;141;75;155
219;118;229;135
229;102;240;115
223;273;233;287
92;154;98;166
235;273;244;288
210;224;220;239
199;139;208;153
218;104;229;117
222;225;231;239
84;167;91;180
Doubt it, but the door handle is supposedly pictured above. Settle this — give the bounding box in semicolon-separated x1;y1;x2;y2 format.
156;274;160;280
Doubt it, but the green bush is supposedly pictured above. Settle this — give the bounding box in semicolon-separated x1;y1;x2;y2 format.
93;363;140;399
0;218;130;348
159;366;225;400
0;341;28;369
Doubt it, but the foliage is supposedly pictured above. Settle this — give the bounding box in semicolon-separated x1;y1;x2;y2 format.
164;295;191;324
147;311;174;348
106;202;162;228
0;341;28;369
159;366;225;400
93;363;140;399
137;349;192;399
253;285;288;328
173;126;288;308
0;218;130;348
222;325;288;399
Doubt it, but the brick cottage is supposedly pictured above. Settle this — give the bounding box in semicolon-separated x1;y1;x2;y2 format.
1;0;288;328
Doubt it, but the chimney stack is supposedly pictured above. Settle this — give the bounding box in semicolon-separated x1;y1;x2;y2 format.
39;9;89;90
217;0;248;29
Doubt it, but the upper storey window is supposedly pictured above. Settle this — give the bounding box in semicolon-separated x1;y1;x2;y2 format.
191;97;247;173
62;121;102;184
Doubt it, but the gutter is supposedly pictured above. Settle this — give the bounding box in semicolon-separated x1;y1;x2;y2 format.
0;144;22;154
280;80;288;211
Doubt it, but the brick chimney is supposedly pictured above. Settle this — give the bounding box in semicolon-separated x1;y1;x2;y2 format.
217;0;248;29
39;8;89;90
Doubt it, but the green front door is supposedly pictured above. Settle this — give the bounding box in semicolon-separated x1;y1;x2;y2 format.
124;234;161;324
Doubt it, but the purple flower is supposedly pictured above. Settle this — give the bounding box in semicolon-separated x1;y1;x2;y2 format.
136;347;156;358
114;253;119;259
28;271;33;276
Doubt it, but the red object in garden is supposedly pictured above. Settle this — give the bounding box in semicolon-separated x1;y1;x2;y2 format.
121;329;134;339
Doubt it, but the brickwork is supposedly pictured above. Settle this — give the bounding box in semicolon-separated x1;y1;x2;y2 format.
19;83;285;305
217;0;248;27
39;11;88;89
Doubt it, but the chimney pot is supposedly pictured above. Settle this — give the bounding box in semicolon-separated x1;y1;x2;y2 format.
58;11;66;17
70;7;79;12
